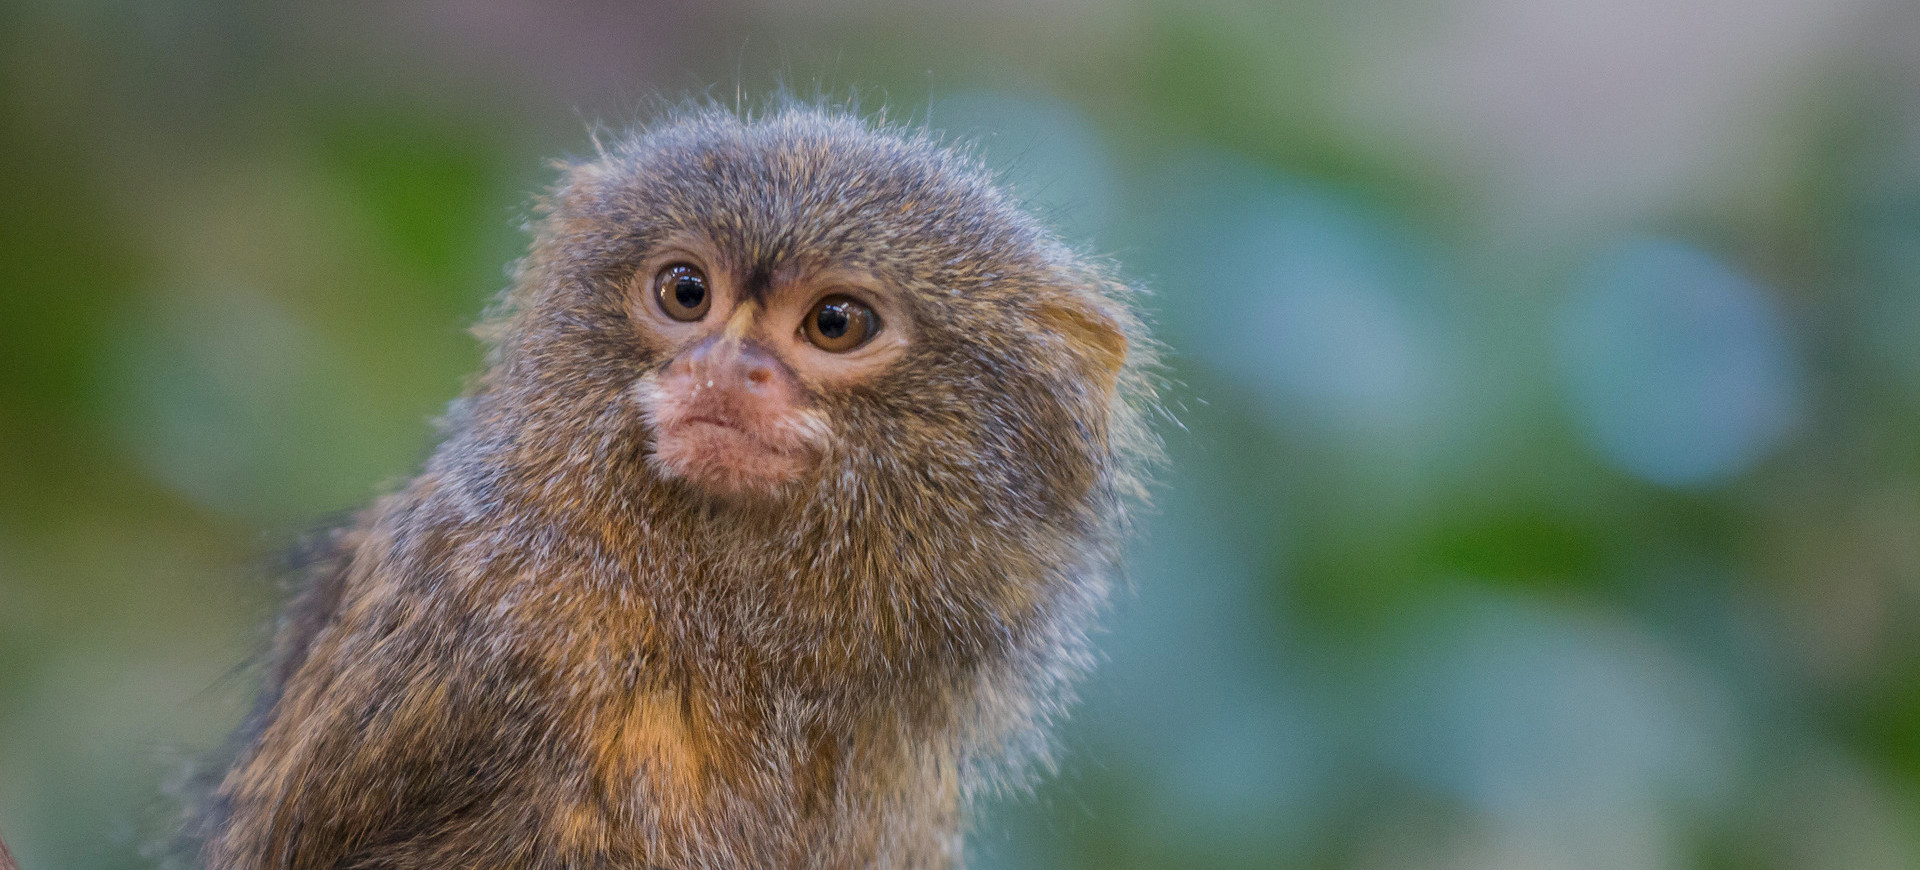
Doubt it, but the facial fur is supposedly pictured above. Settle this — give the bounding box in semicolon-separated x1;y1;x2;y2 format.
201;101;1160;870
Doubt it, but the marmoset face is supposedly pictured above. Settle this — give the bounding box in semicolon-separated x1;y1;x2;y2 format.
627;234;913;496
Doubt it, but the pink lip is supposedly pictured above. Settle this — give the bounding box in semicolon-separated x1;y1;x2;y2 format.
676;415;778;448
682;415;747;433
668;415;807;460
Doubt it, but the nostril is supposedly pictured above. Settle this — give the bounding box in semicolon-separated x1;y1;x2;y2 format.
746;367;772;387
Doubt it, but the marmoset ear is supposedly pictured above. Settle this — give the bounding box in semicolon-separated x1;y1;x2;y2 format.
1036;294;1128;403
548;158;616;224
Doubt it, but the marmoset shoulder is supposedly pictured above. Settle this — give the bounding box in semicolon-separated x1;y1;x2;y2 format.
201;100;1158;870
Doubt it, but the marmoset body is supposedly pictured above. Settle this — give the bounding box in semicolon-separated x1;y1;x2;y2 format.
202;102;1156;870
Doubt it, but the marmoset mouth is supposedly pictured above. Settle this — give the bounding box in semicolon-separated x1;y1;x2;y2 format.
681;414;748;434
650;413;817;494
671;414;800;453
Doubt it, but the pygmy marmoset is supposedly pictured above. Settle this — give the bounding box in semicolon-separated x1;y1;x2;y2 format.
201;101;1157;870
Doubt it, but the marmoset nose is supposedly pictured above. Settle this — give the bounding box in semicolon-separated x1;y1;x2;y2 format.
671;336;787;395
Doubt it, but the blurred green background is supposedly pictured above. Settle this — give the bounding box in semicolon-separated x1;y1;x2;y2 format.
5;1;1920;868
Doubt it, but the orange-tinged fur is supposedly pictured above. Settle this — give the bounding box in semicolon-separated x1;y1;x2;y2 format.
594;690;711;819
1036;297;1129;402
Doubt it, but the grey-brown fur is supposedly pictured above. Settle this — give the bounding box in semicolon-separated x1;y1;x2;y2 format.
202;100;1158;870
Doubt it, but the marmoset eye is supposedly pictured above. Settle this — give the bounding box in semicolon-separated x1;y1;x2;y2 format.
654;263;711;321
803;295;879;352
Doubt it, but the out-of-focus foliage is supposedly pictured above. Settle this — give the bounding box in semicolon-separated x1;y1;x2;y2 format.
4;1;1920;868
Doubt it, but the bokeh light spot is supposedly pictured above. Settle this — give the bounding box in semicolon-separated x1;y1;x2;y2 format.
1555;238;1803;486
1139;152;1452;440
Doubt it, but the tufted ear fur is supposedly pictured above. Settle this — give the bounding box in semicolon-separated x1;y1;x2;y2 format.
1036;295;1128;403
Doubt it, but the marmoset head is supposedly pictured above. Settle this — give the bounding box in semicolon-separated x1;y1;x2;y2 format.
479;103;1150;530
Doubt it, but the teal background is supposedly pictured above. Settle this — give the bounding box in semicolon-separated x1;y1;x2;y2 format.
5;2;1920;868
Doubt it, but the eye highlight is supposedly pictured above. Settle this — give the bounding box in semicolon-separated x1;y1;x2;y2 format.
654;263;711;321
803;295;880;352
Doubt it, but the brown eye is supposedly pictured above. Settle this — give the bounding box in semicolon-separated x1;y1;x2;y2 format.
803;295;880;352
653;263;711;321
